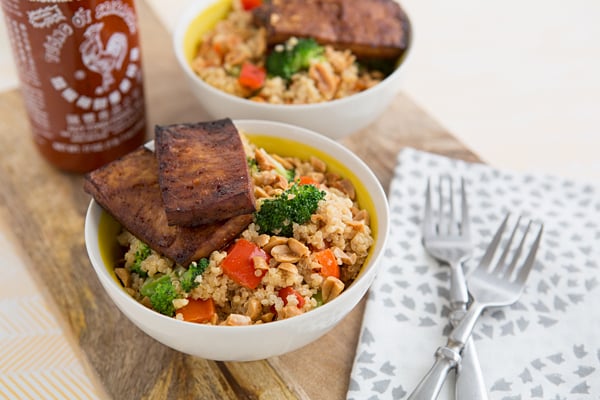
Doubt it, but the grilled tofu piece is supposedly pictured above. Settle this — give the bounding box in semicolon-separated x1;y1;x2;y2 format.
253;0;410;60
155;119;256;227
83;146;253;266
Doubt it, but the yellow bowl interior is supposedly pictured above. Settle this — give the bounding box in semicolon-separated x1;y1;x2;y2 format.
182;0;233;65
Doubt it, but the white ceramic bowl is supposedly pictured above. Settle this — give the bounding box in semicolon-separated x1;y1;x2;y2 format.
84;119;389;361
173;0;411;140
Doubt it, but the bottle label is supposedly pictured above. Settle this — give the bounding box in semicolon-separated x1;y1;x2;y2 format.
2;0;146;158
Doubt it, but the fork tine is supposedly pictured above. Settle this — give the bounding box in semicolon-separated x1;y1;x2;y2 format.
478;214;510;272
503;220;530;279
492;216;522;275
438;176;446;234
447;176;458;235
460;177;470;237
515;223;543;284
423;178;436;237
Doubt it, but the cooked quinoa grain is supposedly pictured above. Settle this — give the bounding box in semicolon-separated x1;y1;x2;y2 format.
115;132;374;325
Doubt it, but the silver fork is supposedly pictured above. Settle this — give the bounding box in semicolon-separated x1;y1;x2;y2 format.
423;176;488;400
409;214;543;400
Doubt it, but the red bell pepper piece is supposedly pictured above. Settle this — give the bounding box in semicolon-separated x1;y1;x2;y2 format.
279;286;305;308
222;239;268;289
238;62;266;90
241;0;262;11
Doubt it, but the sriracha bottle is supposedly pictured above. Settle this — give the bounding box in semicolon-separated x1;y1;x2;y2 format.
0;0;147;172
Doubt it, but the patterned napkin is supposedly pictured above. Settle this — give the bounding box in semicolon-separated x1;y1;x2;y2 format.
347;148;600;399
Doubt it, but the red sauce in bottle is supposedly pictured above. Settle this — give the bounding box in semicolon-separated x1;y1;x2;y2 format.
1;0;147;173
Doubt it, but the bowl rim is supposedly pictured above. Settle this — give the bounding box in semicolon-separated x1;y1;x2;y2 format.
172;0;413;111
85;119;390;331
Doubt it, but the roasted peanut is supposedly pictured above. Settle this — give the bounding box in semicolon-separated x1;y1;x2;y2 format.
173;298;189;310
270;244;301;263
255;234;271;248
333;178;356;200
287;238;309;257
246;298;262;321
254;186;269;199
309;62;340;100
274;174;289;190
223;314;252;326
278;304;303;319
261;312;275;323
114;267;131;287
305;171;325;183
321;276;344;303
310;156;327;173
252;255;269;271
263;236;288;253
255;148;273;171
141;297;152;309
333;247;356;265
278;262;299;276
353;208;368;221
272;153;294;170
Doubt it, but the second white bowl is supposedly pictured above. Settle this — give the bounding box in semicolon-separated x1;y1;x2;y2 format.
173;0;412;140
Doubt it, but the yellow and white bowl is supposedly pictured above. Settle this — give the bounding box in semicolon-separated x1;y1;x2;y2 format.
173;0;412;140
84;120;389;361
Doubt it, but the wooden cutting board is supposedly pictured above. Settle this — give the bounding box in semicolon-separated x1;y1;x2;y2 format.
0;1;479;399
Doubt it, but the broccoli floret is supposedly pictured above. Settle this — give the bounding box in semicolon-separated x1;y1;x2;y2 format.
180;258;209;292
131;243;151;277
254;182;325;237
266;38;324;80
140;274;178;316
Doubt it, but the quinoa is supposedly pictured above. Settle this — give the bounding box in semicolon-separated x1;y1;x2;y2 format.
190;0;385;104
114;132;374;325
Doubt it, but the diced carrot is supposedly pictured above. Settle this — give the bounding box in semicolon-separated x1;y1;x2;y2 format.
298;176;318;186
241;0;262;11
314;248;340;278
213;41;224;55
278;286;305;308
178;298;215;323
238;62;266;90
222;239;268;289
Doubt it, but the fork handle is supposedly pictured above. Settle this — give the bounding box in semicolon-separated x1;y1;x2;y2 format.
449;260;469;309
449;262;489;400
450;302;486;346
407;346;461;400
457;339;488;400
408;303;486;400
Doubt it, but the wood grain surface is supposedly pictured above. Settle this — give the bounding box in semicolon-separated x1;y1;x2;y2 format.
0;1;479;399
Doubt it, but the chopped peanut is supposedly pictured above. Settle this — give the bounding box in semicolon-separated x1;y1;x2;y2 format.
321;276;344;303
223;314;252;326
270;244;301;263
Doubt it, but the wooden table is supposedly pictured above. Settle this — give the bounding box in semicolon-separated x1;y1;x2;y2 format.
0;2;479;399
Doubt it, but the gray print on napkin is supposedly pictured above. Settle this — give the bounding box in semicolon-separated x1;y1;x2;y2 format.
347;148;600;400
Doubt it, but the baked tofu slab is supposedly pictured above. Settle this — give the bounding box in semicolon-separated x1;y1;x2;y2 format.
155;119;256;227
252;0;410;60
83;146;253;266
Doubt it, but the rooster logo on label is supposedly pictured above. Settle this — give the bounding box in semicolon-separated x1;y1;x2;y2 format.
80;22;128;95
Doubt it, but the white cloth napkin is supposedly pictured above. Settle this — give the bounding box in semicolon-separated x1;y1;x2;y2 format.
347;148;600;399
